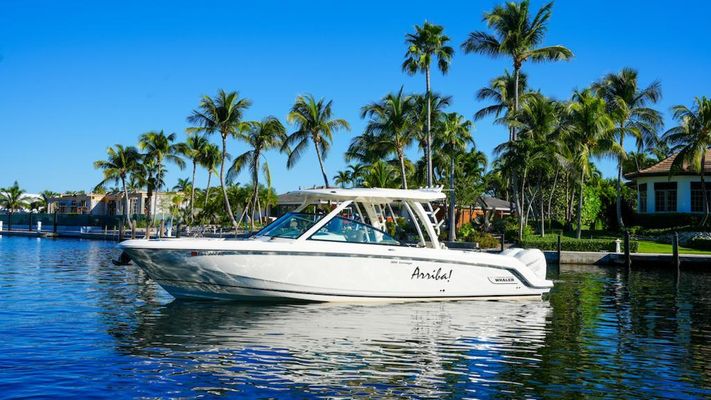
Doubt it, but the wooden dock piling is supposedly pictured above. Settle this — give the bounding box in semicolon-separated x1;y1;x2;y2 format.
624;230;631;268
673;232;680;269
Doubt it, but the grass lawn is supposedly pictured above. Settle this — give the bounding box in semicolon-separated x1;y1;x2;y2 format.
636;240;711;255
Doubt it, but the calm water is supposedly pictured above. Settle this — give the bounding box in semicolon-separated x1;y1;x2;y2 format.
1;236;711;399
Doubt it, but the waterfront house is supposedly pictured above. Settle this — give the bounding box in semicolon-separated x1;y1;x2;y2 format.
624;149;711;214
453;195;512;229
49;191;175;217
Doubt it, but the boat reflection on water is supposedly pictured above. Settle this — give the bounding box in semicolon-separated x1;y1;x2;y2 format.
124;299;551;398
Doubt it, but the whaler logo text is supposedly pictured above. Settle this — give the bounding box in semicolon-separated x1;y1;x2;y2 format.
411;267;453;283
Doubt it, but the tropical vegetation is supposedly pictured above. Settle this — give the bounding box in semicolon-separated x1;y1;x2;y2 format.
2;0;707;247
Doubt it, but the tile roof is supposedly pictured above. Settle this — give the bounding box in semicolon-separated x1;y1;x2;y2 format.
476;195;511;210
625;149;711;179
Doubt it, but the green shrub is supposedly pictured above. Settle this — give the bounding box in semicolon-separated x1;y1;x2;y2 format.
520;236;639;252
471;231;501;249
492;216;532;239
635;225;696;236
457;223;475;241
457;224;501;249
627;225;642;235
687;237;711;250
629;213;702;229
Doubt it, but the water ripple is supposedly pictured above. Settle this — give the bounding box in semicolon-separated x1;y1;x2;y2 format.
1;236;711;398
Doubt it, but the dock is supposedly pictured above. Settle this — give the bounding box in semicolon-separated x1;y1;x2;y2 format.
543;250;711;268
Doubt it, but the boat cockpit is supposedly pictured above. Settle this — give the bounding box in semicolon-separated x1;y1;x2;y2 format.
253;188;447;249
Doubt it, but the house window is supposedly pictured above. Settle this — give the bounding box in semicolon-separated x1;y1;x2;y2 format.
638;183;647;213
691;182;711;212
654;182;677;212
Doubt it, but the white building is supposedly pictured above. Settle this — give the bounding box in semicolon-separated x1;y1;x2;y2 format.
49;192;176;216
625;149;711;214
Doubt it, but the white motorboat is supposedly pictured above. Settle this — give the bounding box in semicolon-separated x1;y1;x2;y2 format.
119;188;553;301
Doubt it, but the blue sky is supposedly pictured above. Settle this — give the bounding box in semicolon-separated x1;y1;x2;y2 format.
1;0;709;194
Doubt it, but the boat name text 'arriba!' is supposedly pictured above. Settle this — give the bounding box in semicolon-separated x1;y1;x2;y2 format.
410;267;453;283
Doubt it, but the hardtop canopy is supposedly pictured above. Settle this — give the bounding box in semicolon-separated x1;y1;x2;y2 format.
282;188;445;204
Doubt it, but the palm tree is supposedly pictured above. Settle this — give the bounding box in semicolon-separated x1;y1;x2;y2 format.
132;157;168;235
173;178;192;195
403;21;454;186
663;97;711;225
355;88;417;189
511;95;565;236
229;116;287;231
182;133;211;223
592;67;663;229
333;170;352;188
436;113;474;240
0;181;30;230
475;70;530;141
412;93;452;160
188;90;252;231
347;164;367;187
462;0;572;140
171;179;191;218
622;151;657;175
362;161;399;188
283;94;350;187
38;190;60;213
93;144;142;232
199;143;223;210
138;130;185;234
564;90;620;238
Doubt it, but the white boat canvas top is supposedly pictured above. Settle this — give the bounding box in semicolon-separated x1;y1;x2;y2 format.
271;187;447;250
283;187;446;203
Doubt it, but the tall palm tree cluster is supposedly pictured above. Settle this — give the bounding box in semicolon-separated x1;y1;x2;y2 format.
464;1;709;234
85;0;710;238
93;90;348;234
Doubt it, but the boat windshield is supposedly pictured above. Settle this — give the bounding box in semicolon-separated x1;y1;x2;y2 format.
254;212;324;239
309;216;400;246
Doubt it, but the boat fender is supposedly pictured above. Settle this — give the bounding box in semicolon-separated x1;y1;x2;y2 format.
501;248;547;280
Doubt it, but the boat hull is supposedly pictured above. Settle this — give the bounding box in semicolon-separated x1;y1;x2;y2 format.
121;240;553;302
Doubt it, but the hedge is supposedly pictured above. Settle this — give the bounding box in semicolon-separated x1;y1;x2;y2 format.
687;237;711;250
519;236;639;253
629;213;702;229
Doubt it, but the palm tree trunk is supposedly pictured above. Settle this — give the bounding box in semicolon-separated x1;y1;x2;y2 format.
398;149;408;189
449;156;456;241
145;191;152;240
547;168;559;231
564;173;570;222
121;176;132;234
512;172;523;240
518;165;528;239
257;196;263;224
616;131;624;229
314;137;330;188
204;171;212;208
577;167;585;239
237;192;252;227
219;135;238;231
190;160;197;225
425;66;433;187
154;185;160;236
539;195;545;237
513;66;520;141
251;162;259;232
701;152;709;226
